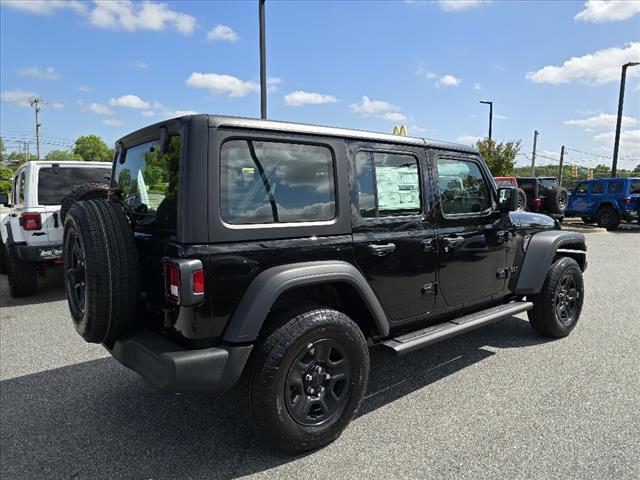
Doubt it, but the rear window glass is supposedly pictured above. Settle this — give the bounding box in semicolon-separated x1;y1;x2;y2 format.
518;179;537;195
114;136;181;234
630;180;640;194
541;178;557;188
220;139;335;224
495;179;516;188
37;167;110;205
607;181;624;194
591;182;604;194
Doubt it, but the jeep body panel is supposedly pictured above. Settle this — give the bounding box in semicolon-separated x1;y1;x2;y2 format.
566;178;640;220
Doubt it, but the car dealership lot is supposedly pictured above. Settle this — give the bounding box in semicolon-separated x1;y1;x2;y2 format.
1;224;639;480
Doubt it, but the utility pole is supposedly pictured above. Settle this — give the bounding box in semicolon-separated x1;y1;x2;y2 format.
558;145;565;185
29;97;41;160
612;62;639;178
259;0;267;119
479;101;493;140
530;130;539;176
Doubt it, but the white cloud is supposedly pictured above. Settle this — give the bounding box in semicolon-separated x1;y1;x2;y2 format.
565;113;637;128
575;1;640;23
267;77;282;91
17;66;61;80
593;129;640;151
409;124;429;134
526;42;640;85
78;85;91;92
48;102;65;109
171;109;198;117
350;96;399;115
416;63;437;80
437;74;462;87
381;112;407;122
284;91;337;107
103;118;125;126
125;60;148;69
206;24;239;42
1;0;86;15
141;110;156;117
494;114;508;120
457;135;482;144
473;82;482;90
88;102;114;115
109;94;150;109
88;0;196;35
0;89;38;107
438;0;490;12
185;72;259;97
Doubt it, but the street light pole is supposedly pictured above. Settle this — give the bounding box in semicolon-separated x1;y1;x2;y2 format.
259;0;267;120
479;100;493;140
612;62;639;178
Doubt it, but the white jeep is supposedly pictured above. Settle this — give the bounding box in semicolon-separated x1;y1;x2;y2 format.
0;160;111;297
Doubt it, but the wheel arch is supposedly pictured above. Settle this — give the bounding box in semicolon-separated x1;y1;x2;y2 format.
222;261;390;343
515;231;586;295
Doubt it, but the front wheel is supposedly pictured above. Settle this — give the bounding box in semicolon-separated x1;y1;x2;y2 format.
243;308;369;453
528;257;584;338
6;247;38;297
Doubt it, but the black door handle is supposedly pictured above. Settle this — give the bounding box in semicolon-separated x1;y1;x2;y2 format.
421;238;437;252
368;243;396;256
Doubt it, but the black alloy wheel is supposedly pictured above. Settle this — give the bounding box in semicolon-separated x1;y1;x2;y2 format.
285;339;352;426
64;228;86;320
554;272;578;326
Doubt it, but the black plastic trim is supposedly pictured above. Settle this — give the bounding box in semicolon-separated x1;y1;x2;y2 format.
222;260;390;342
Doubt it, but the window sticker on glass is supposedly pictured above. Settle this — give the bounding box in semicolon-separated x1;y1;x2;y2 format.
376;166;420;211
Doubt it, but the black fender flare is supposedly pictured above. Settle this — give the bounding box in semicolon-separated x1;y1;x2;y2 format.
514;230;586;295
222;260;390;343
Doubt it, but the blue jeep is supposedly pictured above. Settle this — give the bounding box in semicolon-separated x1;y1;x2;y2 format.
566;177;640;230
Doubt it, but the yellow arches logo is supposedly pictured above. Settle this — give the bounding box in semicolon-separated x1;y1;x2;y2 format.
393;125;407;136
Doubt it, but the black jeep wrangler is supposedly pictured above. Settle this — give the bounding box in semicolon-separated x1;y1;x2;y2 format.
516;176;568;220
63;115;587;453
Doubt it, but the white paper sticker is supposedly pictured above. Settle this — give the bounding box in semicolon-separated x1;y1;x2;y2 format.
376;166;420;210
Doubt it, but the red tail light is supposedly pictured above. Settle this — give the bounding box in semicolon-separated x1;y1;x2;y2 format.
622;197;631;204
534;198;542;209
193;269;205;294
164;261;180;304
21;212;42;231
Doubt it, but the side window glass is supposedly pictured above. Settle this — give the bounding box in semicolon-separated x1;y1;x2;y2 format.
355;151;421;218
630;180;640;194
220;140;335;224
17;173;25;204
437;158;491;215
575;182;589;194
607;181;624;194
591;182;603;194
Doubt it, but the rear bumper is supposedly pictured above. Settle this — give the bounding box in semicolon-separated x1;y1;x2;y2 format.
13;243;62;262
106;328;252;393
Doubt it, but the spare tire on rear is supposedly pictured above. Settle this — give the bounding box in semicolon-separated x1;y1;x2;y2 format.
63;199;139;344
545;187;568;214
516;188;527;210
60;183;109;223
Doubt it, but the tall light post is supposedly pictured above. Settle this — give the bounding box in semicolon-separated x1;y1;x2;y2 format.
479;100;493;140
611;61;639;178
259;0;267;119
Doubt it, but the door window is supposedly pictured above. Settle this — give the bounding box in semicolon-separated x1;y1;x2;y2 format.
591;182;604;194
607;181;624;194
355;151;421;218
574;182;589;194
630;180;640;194
436;158;491;215
16;172;25;205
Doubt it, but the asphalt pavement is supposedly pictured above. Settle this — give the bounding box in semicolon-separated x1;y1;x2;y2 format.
1;221;639;479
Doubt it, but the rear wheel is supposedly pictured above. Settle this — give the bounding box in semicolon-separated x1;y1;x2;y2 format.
63;199;139;344
244;308;369;453
528;257;583;338
6;247;38;297
596;207;620;230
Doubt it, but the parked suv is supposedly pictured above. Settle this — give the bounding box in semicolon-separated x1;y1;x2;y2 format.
0;160;111;296
565;177;640;230
62;115;587;452
493;176;526;210
516;176;568;219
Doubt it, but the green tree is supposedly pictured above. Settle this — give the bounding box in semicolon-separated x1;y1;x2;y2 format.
475;138;521;176
45;149;83;161
0;137;5;162
0;165;12;193
6;150;36;165
73;135;113;162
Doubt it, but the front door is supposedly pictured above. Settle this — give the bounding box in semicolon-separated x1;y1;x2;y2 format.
350;142;438;325
433;153;508;307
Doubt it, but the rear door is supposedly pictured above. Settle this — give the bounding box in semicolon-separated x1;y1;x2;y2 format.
432;153;508;307
568;181;590;214
350;141;438;325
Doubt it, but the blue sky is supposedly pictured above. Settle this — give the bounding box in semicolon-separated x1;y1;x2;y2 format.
1;0;639;169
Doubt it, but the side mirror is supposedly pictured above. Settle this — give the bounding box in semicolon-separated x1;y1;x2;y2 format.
0;192;9;207
497;187;518;212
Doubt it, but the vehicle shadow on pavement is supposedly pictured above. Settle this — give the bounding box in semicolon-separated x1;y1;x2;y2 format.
0;317;548;480
0;269;67;308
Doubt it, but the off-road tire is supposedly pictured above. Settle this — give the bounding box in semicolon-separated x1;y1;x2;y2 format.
63;199;139;344
60;183;109;223
6;247;38;297
581;216;596;224
516;188;527;211
243;308;369;453
528;257;583;338
596;206;620;231
545;187;568;214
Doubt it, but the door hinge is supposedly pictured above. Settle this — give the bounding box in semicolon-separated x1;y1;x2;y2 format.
421;282;438;295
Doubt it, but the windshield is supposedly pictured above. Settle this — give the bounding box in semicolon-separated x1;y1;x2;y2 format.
114;136;180;234
37;166;110;205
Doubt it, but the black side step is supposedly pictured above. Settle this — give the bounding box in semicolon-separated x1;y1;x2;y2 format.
381;301;533;356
